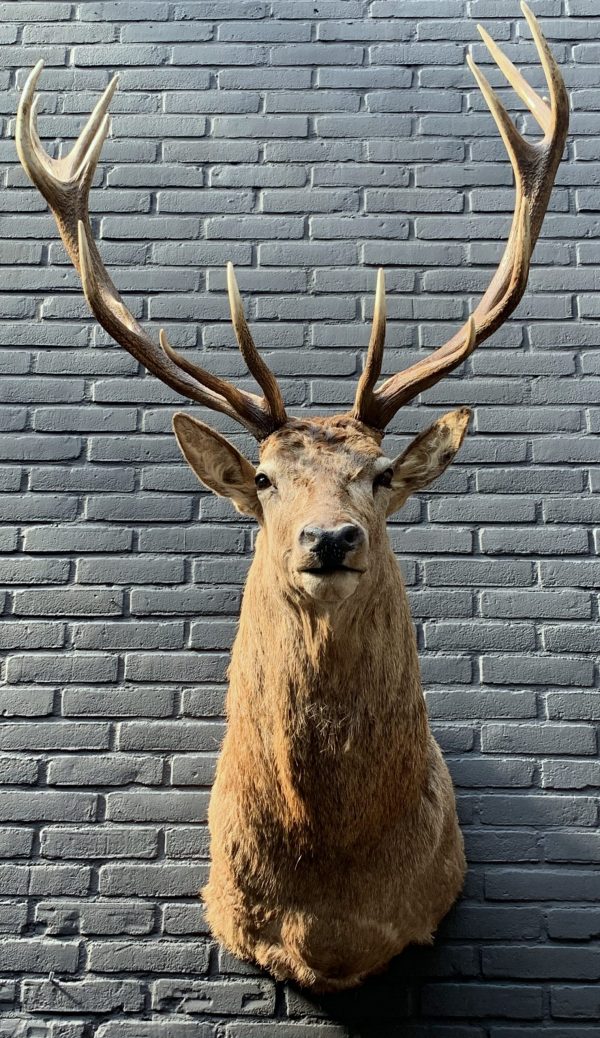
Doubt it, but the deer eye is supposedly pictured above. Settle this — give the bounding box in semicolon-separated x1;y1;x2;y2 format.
254;472;272;491
373;467;393;490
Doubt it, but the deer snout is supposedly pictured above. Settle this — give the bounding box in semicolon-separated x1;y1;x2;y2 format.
299;523;366;570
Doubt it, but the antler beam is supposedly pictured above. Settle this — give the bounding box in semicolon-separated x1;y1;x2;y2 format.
353;1;568;431
16;61;286;440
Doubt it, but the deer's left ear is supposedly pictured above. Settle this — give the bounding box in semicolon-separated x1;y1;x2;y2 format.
386;408;472;516
173;412;261;518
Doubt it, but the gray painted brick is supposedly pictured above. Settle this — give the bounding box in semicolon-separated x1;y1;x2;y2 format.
105;793;210;825
47;753;163;787
40;826;159;860
427;689;535;721
481;590;592;620
0;791;96;822
479;792;597;826
165;826;210;860
481;654;595;688
485;869;600;901
161;903;209;935
96;1024;215;1038
482;723;597;756
13;588;123;617
152;977;275;1014
542;759;600;790
22;978;144;1014
88;938;210;974
0;939;80;973
0;829;34;858
34;899;155;937
546;908;600;940
62;686;174;718
1;0;598;1031
5;654;119;685
0;756;39;783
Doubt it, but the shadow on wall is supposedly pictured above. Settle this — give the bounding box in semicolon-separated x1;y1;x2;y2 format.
279;909;468;1038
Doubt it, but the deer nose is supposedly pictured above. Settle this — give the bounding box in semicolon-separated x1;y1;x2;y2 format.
299;523;365;565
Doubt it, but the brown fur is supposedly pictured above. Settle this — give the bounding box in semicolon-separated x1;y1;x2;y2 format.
180;413;469;992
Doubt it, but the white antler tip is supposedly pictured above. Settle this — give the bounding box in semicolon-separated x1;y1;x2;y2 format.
477;23;500;54
22;60;44;102
26;58;44;85
466;51;476;70
105;74;120;102
226;261;242;304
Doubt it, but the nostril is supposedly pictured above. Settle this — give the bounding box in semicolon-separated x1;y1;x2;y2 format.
299;525;324;549
337;524;363;551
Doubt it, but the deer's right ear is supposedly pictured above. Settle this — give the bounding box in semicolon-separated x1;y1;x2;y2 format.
172;413;261;518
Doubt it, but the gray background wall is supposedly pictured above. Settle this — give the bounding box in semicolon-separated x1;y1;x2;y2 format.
0;0;598;1034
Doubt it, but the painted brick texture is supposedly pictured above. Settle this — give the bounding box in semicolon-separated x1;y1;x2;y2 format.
0;0;598;1034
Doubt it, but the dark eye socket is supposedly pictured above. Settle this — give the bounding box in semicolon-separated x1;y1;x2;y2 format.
254;472;272;491
373;467;393;490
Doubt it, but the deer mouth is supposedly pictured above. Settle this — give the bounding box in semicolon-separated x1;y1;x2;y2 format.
299;565;365;576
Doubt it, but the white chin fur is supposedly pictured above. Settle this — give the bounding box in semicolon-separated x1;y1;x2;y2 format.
298;569;361;604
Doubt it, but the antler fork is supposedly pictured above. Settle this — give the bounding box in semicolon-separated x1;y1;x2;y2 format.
16;61;287;440
352;1;568;431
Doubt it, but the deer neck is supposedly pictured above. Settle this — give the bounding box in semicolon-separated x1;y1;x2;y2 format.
226;534;429;839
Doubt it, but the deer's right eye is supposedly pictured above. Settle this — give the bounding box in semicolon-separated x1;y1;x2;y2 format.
255;473;272;491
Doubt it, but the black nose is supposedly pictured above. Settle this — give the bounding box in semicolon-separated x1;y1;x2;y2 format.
299;524;365;567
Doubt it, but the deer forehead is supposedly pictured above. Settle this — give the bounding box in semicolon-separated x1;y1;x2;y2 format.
258;418;384;482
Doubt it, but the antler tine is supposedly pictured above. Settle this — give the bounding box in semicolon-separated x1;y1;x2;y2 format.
352;269;386;428
67;75;119;177
476;22;552;135
352;3;568;431
226;263;287;427
16;62;54;195
16;65;287;441
521;0;568;130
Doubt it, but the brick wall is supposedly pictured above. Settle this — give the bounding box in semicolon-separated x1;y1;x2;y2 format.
0;0;598;1034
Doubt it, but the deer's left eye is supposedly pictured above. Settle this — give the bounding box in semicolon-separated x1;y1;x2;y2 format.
373;467;393;490
255;473;272;491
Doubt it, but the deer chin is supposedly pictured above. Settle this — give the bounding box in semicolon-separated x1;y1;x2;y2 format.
296;566;364;604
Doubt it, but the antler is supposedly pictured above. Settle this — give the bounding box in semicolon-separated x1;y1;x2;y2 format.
353;1;568;431
16;61;287;440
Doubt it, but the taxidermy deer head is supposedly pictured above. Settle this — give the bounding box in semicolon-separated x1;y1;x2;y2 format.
17;2;567;992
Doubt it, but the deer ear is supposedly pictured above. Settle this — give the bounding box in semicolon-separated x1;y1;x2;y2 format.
386;408;471;516
172;412;261;518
